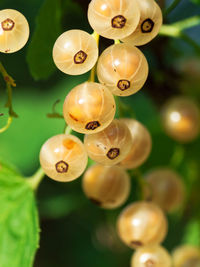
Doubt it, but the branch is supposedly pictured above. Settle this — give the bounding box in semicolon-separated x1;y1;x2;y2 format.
164;0;182;16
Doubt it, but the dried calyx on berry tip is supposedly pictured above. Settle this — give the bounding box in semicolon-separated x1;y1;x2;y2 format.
55;160;69;173
1;18;15;31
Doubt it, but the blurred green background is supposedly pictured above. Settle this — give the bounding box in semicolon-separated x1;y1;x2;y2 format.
0;0;200;266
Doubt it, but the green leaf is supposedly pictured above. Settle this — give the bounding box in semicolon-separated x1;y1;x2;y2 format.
26;0;62;80
191;0;200;5
0;161;39;267
182;219;200;246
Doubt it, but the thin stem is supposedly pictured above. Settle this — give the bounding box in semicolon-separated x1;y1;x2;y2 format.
65;125;72;135
173;15;200;31
0;116;13;134
170;144;185;168
114;39;120;44
89;32;100;82
164;0;182;16
27;167;45;191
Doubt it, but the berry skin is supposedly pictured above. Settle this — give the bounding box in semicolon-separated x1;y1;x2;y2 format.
121;0;163;46
97;43;149;96
131;245;172;267
144;168;185;213
117;201;168;249
84;119;132;165
39;134;88;182
119;119;152;169
82;164;130;209
87;0;140;39
172;245;200;267
0;9;29;53
162;97;200;143
53;30;98;75
63;82;116;134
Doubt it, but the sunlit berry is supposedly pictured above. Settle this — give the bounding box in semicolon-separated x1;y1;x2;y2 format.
63;82;116;134
40;134;88;182
172;245;200;267
162;97;200;143
131;245;172;267
117;201;168;249
144;168;185;213
119;119;152;169
0;9;29;53
53;30;98;75
87;0;140;39
82;164;130;209
122;0;163;46
84;119;132;165
97;43;148;96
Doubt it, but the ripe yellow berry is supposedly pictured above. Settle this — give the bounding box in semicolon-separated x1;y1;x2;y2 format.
117;201;168;249
122;0;163;46
172;245;200;267
131;245;172;267
162;97;200;143
63;82;116;134
144;168;185;213
84;119;132;165
0;9;29;53
119;119;152;169
40;134;88;182
97;43;149;96
53;30;98;75
87;0;140;39
82;164;130;209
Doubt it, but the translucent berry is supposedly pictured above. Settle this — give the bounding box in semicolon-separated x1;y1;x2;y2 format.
121;0;163;46
63;82;116;134
97;43;149;96
87;0;140;39
144;168;185;213
84;119;132;165
131;245;172;267
0;9;29;53
82;164;130;209
119;119;152;169
162;97;200;143
117;201;168;249
172;245;200;267
53;30;98;75
40;134;88;182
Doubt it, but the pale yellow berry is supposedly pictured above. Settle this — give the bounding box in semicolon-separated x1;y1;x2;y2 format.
172;245;200;267
82;164;130;209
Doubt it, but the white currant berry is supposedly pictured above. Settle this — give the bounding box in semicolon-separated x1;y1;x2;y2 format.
40;134;88;182
117;201;168;249
172;245;200;267
131;245;172;267
122;0;163;46
53;30;98;75
82;164;130;209
63;82;116;134
84;119;132;165
87;0;140;39
97;43;149;96
144;168;185;213
119;119;152;169
0;9;29;53
162;97;200;143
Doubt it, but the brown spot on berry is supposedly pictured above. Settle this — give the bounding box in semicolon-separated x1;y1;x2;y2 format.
55;160;69;173
85;121;100;130
107;148;120;160
130;240;143;247
74;50;87;64
5;49;10;53
111;15;126;29
69;113;79;121
145;259;155;267
141;18;154;33
117;80;130;91
63;139;76;150
1;18;15;31
90;198;102;206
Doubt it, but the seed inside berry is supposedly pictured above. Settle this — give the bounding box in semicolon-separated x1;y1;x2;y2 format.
141;18;154;33
55;160;69;173
1;18;15;31
117;79;130;91
111;15;126;29
74;50;87;64
85;121;100;130
107;148;120;160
